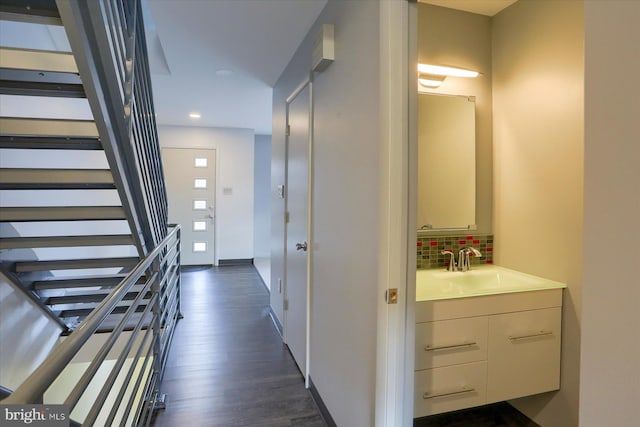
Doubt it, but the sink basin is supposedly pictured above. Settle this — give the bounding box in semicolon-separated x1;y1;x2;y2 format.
416;265;566;301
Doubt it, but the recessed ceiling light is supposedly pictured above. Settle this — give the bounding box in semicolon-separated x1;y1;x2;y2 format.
215;68;234;77
189;112;201;119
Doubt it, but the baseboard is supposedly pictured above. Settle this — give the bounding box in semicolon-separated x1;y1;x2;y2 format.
253;265;270;294
269;306;283;336
308;376;337;427
218;258;253;266
179;265;212;272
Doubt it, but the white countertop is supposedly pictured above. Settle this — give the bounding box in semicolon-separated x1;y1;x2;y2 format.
416;265;567;301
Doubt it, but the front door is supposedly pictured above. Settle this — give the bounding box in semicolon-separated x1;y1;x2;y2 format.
161;148;216;265
285;84;310;376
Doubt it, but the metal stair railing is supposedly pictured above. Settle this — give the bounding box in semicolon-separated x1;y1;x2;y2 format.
56;0;168;255
3;225;181;426
0;385;13;400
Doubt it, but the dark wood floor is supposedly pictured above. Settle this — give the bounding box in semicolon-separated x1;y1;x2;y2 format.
151;265;324;427
414;402;539;427
151;265;538;427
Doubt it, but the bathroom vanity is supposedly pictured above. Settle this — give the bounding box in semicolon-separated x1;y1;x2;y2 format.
414;266;566;417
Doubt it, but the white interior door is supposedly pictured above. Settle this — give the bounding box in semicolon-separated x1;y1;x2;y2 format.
161;148;216;265
285;84;310;376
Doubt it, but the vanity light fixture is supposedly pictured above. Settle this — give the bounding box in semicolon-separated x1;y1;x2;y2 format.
418;63;479;78
189;112;201;119
417;63;479;89
418;73;446;88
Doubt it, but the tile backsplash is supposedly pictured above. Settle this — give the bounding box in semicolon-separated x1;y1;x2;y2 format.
417;234;494;269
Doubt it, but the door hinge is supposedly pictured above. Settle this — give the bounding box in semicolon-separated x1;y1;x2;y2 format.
285;124;291;136
385;288;398;304
285;211;290;223
284;299;289;310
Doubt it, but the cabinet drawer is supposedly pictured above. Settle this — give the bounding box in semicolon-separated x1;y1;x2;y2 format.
415;316;488;370
414;361;487;417
487;307;562;403
416;288;563;322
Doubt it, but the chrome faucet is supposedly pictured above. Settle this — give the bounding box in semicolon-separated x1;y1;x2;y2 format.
458;247;482;272
441;250;456;271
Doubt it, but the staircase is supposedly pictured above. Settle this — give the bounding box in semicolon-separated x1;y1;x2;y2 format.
0;2;145;331
1;1;180;425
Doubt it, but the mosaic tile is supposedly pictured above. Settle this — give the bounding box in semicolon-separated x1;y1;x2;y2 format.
416;234;494;269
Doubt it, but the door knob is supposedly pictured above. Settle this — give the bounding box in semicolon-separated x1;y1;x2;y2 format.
295;242;308;252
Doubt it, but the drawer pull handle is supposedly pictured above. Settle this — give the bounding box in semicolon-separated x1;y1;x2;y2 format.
424;341;477;351
423;386;475;400
508;330;553;341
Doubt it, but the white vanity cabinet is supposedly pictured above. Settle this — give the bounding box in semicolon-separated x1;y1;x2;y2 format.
415;360;488;416
415;316;488;370
487;306;562;403
414;288;563;418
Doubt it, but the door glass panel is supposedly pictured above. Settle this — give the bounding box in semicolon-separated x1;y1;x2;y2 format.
193;221;207;231
193;200;207;210
194;178;207;189
194;157;208;167
193;242;207;252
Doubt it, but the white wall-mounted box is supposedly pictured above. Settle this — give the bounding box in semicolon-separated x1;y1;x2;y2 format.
312;24;334;72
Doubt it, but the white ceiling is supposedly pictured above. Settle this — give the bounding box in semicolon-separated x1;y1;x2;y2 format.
145;0;515;136
144;0;327;135
2;1;516;137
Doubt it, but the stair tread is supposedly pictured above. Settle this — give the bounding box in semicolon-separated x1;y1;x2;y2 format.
14;256;140;272
0;135;102;150
0;0;61;25
0;234;134;249
0;169;115;190
33;274;147;290
44;284;147;297
46;291;151;306
0;67;84;97
60;304;149;319
0;4;62;26
0;117;98;138
0;47;76;74
0;79;85;98
0;206;126;222
61;321;152;335
0;67;82;85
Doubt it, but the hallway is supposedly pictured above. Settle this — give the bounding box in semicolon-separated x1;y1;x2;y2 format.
151;265;324;427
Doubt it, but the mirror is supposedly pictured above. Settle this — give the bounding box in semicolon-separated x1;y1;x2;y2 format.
417;93;476;230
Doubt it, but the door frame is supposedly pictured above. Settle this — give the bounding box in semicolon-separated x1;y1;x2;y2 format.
375;1;415;426
283;75;314;386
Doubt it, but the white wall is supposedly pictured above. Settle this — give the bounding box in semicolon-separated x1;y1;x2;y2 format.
272;1;381;424
580;1;640;425
492;1;584;426
158;125;255;262
0;273;62;390
418;4;493;233
253;134;271;288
